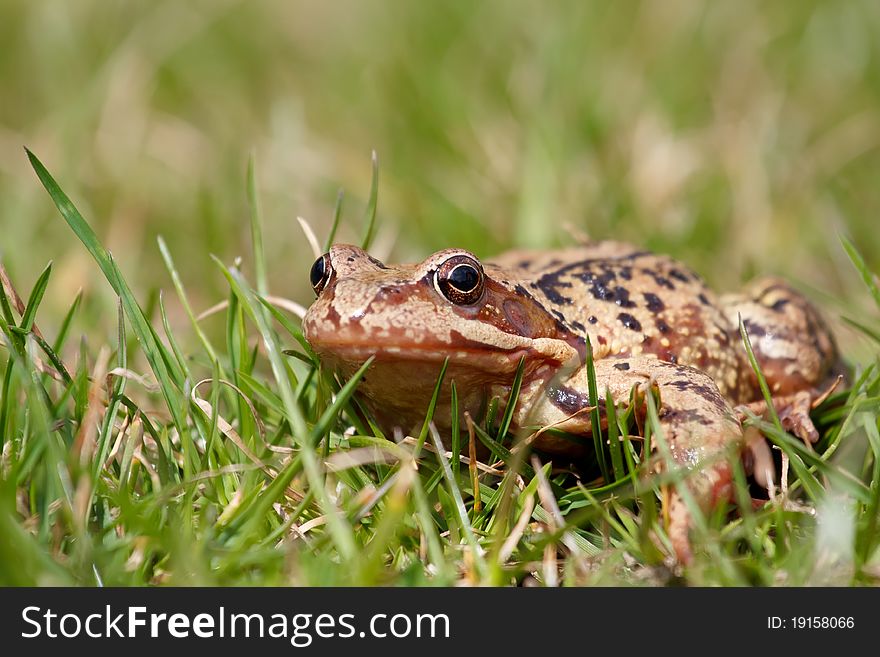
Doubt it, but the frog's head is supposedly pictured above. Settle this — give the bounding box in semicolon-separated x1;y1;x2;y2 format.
302;244;584;433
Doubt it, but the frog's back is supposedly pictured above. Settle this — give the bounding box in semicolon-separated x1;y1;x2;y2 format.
489;241;745;398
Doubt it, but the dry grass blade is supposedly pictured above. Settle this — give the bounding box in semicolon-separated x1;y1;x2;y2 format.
530;455;581;555
189;391;269;472
498;492;535;562
108;367;160;392
465;412;482;512
196;295;307;321
297;216;323;260
72;347;110;466
192;378;271;450
0;262;44;339
399;436;504;475
324;447;398;472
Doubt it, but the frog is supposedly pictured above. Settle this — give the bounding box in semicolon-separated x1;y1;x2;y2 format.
301;241;842;563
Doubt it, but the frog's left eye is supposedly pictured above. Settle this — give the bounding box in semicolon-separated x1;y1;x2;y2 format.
434;255;485;306
310;253;333;296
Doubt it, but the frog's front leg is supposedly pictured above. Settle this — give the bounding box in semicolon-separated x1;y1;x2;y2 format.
535;356;743;563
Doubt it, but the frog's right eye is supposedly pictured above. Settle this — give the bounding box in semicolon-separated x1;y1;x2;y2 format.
310;254;333;295
434;254;485;306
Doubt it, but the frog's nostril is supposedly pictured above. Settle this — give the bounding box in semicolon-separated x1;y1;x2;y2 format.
378;285;404;298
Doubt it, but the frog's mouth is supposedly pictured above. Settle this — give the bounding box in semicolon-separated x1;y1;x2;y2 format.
309;340;533;373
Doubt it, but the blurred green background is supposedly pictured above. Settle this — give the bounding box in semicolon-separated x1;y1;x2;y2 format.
2;0;879;359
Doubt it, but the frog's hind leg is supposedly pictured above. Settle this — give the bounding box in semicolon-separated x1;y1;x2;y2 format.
720;277;839;397
721;278;843;446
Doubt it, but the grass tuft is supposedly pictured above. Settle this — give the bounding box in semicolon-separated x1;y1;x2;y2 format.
1;151;878;587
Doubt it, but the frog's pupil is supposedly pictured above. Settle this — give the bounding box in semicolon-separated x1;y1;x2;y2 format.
310;256;326;290
449;264;479;292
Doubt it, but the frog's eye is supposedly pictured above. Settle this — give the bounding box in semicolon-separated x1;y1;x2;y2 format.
434;255;485;306
310;253;333;295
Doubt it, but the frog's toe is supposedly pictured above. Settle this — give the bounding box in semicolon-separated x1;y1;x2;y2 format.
777;390;819;444
736;390;821;445
742;425;775;489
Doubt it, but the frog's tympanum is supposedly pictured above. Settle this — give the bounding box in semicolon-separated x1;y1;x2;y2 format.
302;242;841;563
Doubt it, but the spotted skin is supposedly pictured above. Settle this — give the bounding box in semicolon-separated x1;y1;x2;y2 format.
303;242;842;563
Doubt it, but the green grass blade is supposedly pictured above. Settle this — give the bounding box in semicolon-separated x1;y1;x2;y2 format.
247;153;269;297
19;261;52;333
51;289;82;354
310;357;373;445
213;256;358;561
496;356;525;440
450;381;461;480
324;189;344;252
360;151;379;251
585;336;610;483
738;314;784;434
429;423;488;580
27;149;187;435
157;236;220;365
605;388;626;480
842;316;880;345
412;357;449;457
841;234;880;311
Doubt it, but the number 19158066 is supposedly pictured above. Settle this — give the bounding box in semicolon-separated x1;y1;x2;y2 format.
768;617;854;630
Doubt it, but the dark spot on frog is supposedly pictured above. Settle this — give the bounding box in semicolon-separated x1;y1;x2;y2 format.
367;255;389;270
576;269;618;302
613;362;630;371
347;255;356;263
670;378;699;392
668;377;727;413
588;316;598;324
698;293;711;306
641;268;675;290
617;313;642;332
742;319;766;337
571;320;586;332
547;384;607;416
656;318;671;334
514;284;537;301
659;407;712;426
551;309;567;325
669;268;690;283
578;267;636;308
536;272;574;305
517;259;532;269
770;298;790;312
613;286;636;308
643;292;664;312
619;266;632;281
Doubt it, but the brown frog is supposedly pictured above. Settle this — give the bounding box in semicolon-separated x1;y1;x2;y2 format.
302;241;841;562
